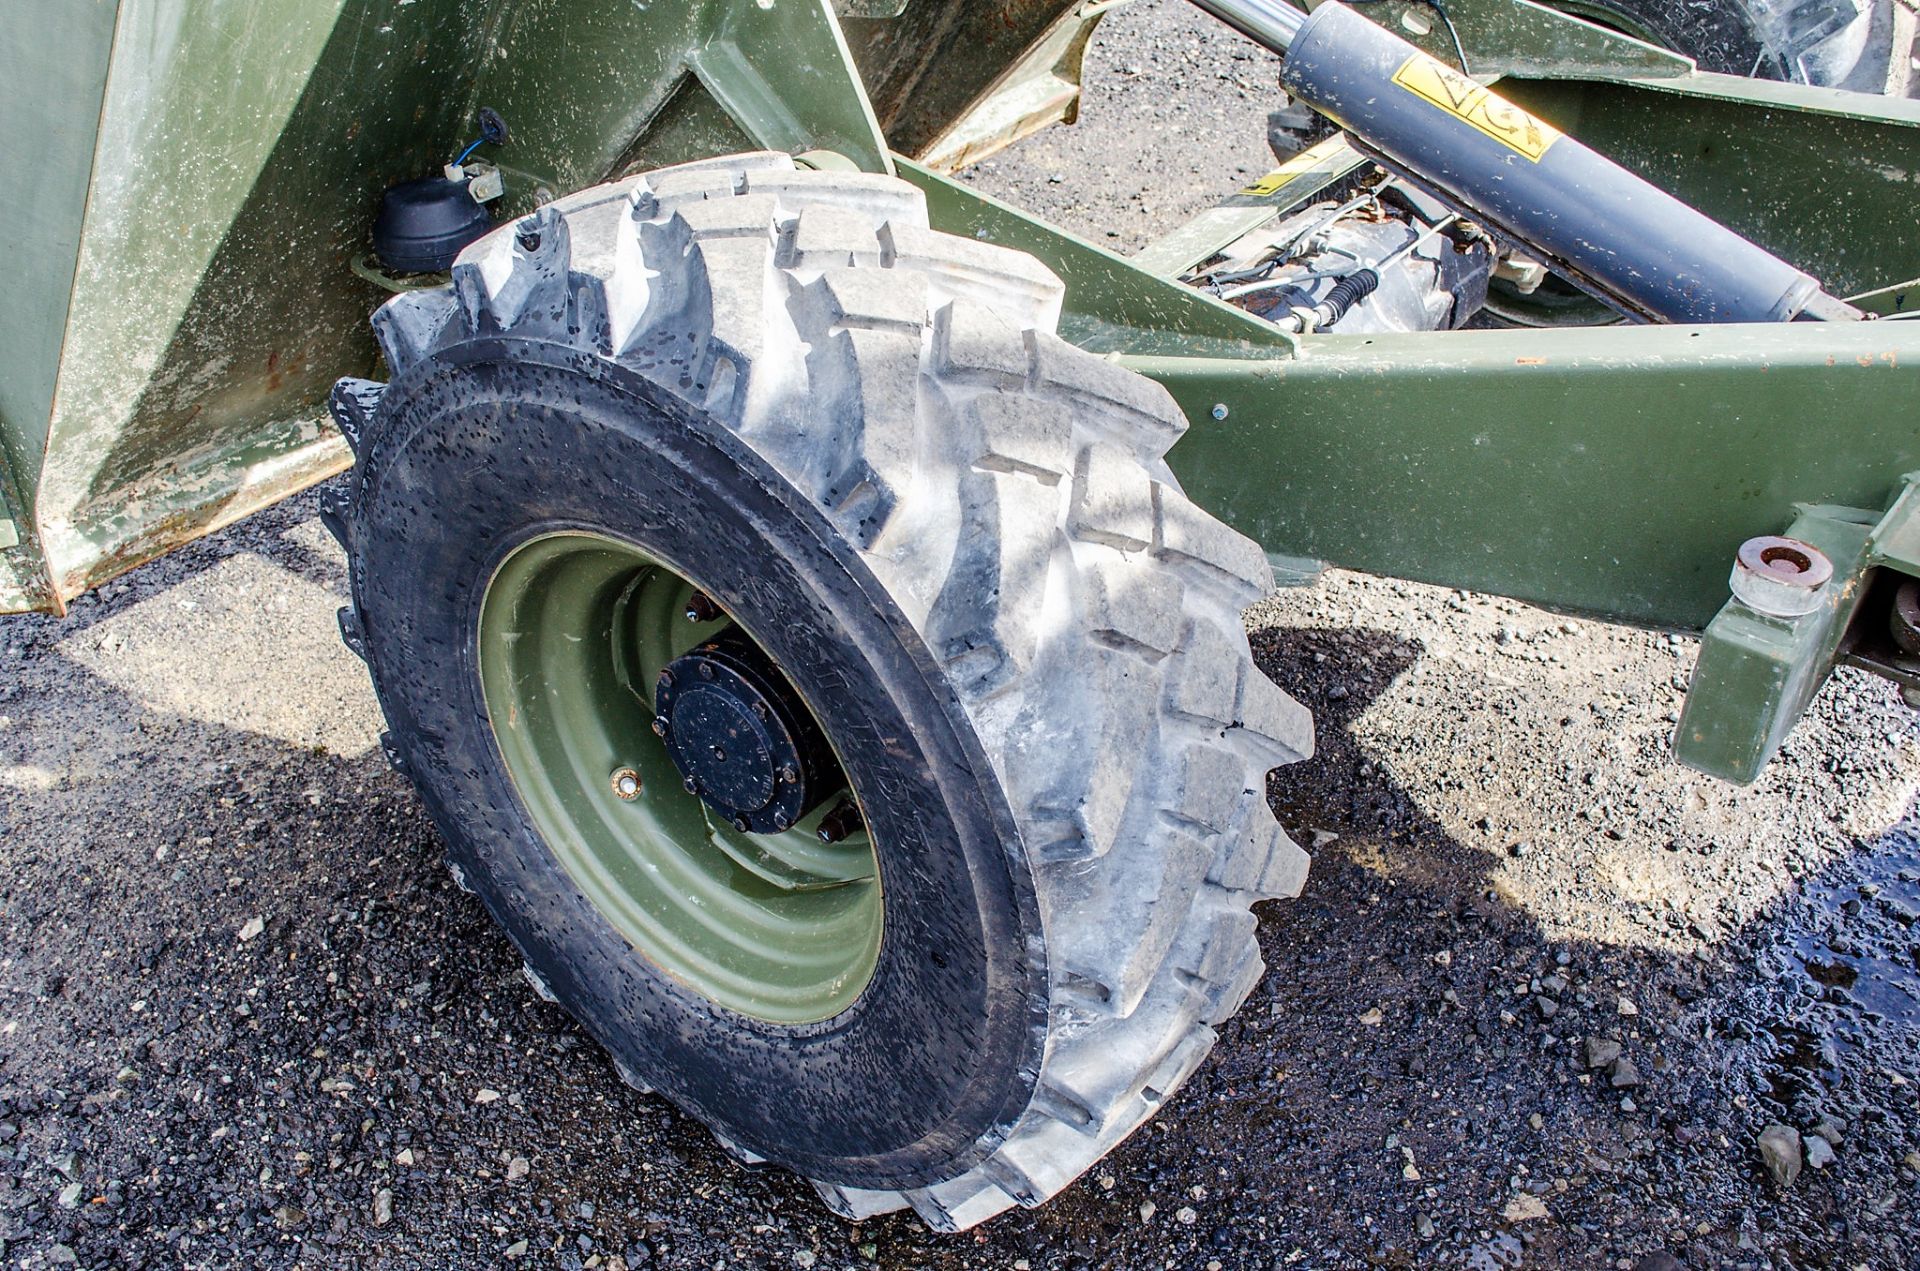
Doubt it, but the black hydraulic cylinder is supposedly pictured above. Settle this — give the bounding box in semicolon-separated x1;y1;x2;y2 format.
1251;1;1844;323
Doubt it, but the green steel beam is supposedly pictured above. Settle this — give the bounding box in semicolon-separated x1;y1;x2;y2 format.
1125;324;1920;631
897;158;1293;357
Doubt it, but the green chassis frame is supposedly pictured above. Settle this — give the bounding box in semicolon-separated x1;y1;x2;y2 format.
4;0;1917;782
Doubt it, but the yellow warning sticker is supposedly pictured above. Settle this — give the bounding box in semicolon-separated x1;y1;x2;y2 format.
1240;150;1327;198
1390;53;1562;162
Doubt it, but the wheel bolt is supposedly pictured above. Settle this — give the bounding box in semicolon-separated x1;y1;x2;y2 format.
684;592;723;624
682;775;699;795
778;764;798;784
610;768;642;801
698;662;715;681
772;810;792;831
732;815;752;833
651;716;669;738
656;669;674;693
817;798;863;845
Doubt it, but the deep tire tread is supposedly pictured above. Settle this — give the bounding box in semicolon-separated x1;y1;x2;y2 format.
340;151;1314;1231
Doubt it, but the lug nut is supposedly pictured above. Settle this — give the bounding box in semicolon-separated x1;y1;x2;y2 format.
651;715;669;738
772;810;792;831
698;662;715;681
656;669;674;693
684;591;723;624
610;767;642;801
682;775;699;795
817;798;863;845
732;815;753;834
778;764;798;784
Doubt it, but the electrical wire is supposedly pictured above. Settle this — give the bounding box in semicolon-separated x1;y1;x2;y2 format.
1219;213;1457;303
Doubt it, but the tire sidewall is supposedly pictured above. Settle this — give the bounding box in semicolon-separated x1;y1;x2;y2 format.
349;340;1046;1189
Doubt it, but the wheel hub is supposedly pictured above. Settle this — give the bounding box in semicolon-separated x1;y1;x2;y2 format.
654;627;842;834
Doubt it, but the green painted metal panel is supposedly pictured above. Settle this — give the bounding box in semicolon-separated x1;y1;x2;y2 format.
1;0;888;613
31;0;488;608
1348;0;1694;80
1125;321;1920;631
0;0;120;609
841;0;1089;159
0;0;118;482
470;0;889;210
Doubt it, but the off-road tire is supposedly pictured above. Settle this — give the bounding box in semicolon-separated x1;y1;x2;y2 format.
324;152;1313;1230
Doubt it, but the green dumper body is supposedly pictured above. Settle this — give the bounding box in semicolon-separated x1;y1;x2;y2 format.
0;0;1098;615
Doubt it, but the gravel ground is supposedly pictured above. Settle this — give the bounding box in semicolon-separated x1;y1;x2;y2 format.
5;3;1920;1268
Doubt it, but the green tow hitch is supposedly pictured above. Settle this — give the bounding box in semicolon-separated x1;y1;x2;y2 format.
1678;476;1920;783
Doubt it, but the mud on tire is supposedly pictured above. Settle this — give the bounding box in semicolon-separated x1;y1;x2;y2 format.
325;153;1313;1230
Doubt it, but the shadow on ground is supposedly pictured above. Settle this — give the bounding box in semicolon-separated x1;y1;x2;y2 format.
0;496;1915;1270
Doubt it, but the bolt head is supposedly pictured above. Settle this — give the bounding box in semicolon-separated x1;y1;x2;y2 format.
682;775;699;795
698;662;715;681
731;815;752;834
779;764;798;784
772;810;791;831
610;768;642;801
1210;402;1229;421
650;716;669;738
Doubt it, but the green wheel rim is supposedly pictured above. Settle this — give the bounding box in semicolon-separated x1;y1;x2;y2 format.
477;532;883;1024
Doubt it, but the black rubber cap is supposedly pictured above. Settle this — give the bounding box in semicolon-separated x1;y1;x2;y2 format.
372;176;492;274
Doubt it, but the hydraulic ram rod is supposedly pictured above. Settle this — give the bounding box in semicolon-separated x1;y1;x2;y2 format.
1187;0;1858;323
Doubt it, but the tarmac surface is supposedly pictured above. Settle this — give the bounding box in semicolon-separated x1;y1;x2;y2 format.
3;2;1918;1267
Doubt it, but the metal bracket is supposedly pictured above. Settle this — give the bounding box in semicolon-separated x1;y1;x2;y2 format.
1131;133;1371;279
1321;0;1695;81
1675;476;1920;784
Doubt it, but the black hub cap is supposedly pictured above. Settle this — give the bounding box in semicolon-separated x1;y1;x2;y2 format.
654;627;844;834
